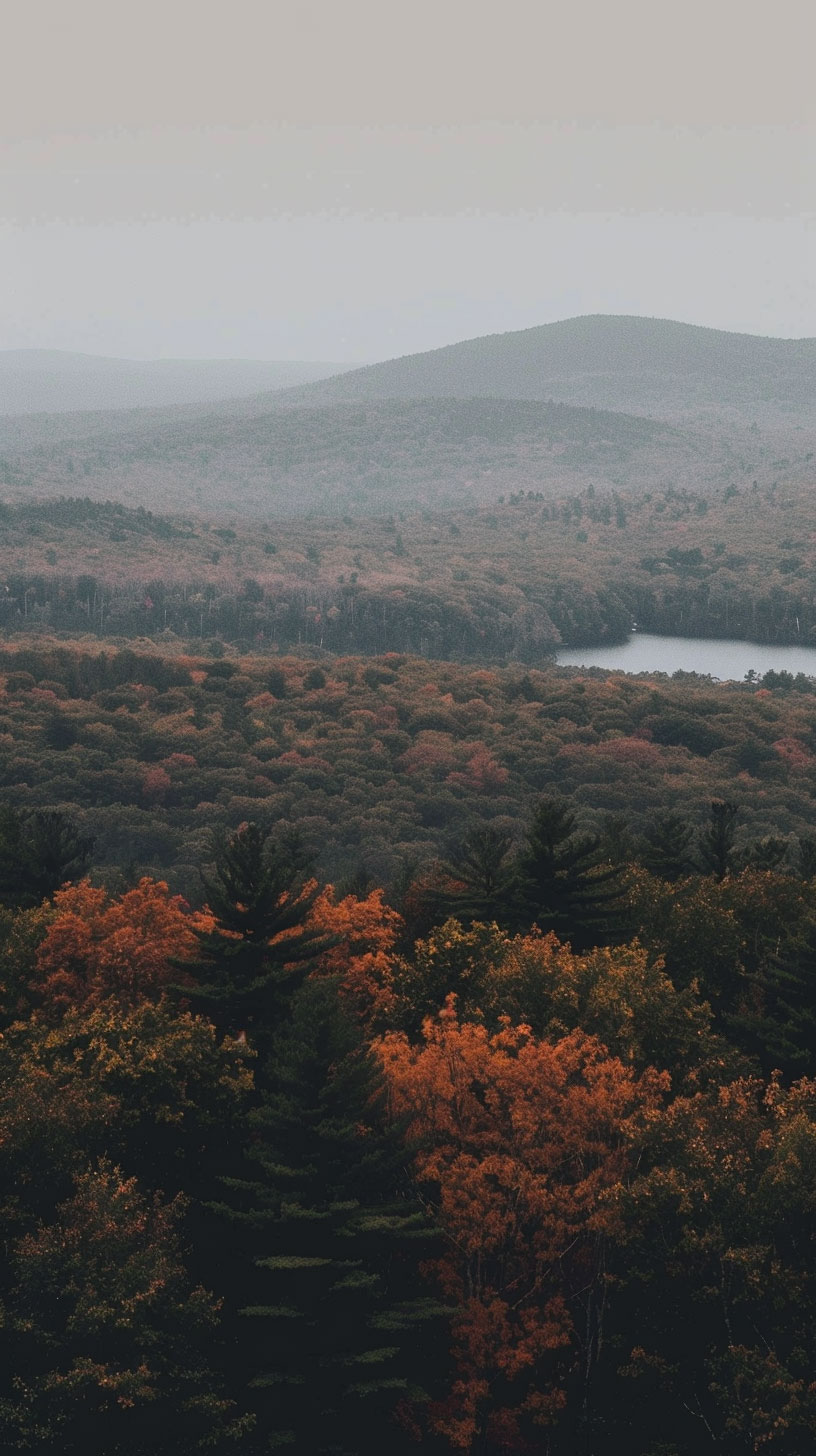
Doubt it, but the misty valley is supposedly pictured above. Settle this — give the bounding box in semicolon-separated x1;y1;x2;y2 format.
3;315;816;1456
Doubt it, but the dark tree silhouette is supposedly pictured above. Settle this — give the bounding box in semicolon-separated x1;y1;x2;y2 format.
438;824;515;924
183;822;330;1044
211;977;447;1454
510;797;625;949
798;835;816;880
640;811;695;881
698;800;738;880
0;806;94;907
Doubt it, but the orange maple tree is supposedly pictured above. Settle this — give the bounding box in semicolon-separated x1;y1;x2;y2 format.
33;878;214;1015
379;1005;666;1450
305;884;402;1022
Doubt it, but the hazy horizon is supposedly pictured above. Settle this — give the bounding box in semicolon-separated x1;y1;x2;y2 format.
3;305;816;367
4;0;814;360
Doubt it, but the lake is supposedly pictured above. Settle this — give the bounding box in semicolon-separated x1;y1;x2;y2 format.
556;633;816;681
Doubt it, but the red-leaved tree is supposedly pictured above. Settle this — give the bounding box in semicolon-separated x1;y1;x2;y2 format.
379;1005;666;1451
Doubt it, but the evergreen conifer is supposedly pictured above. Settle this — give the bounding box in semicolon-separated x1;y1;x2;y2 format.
184;823;329;1044
510;797;624;949
698;799;738;880
437;824;515;924
213;977;447;1454
640;810;695;881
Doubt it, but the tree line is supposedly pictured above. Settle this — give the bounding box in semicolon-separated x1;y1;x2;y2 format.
5;476;816;656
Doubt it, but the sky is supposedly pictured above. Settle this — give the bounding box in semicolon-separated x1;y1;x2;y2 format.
2;0;815;361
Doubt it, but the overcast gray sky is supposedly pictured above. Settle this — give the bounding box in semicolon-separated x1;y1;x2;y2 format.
3;0;814;360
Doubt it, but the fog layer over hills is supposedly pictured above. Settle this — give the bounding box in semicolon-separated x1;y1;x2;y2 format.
0;352;356;416
1;316;814;518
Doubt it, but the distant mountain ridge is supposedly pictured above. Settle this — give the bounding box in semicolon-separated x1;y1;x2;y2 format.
270;315;816;426
1;317;814;519
0;352;356;416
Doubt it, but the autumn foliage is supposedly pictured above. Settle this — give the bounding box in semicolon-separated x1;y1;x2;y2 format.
306;883;403;1020
379;1005;667;1450
3;645;816;1454
32;878;213;1014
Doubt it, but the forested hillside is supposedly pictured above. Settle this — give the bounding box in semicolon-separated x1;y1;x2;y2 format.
3;397;789;517
3;318;814;518
272;315;816;426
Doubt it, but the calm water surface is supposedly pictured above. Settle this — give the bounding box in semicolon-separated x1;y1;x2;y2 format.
556;633;816;681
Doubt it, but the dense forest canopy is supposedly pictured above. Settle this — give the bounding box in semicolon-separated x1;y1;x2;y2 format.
6;721;816;1452
4;396;793;518
2;638;816;898
3;314;816;1453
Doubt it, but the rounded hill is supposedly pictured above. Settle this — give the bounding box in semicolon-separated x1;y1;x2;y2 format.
273;315;816;425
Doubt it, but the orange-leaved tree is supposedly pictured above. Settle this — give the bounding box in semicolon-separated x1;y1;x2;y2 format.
32;878;214;1015
378;1005;667;1451
305;884;402;1023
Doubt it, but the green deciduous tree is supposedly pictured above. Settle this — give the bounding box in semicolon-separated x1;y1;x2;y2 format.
611;1076;816;1455
0;1160;249;1455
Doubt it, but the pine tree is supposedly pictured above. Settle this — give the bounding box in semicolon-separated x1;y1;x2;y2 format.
698;799;738;880
730;928;816;1079
437;824;515;925
0;804;25;906
797;835;816;880
0;806;94;908
183;823;329;1044
640;810;695;881
213;977;448;1454
510;797;625;949
25;810;95;901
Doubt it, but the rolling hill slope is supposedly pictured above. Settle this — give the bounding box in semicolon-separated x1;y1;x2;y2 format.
270;315;816;426
0;394;807;519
